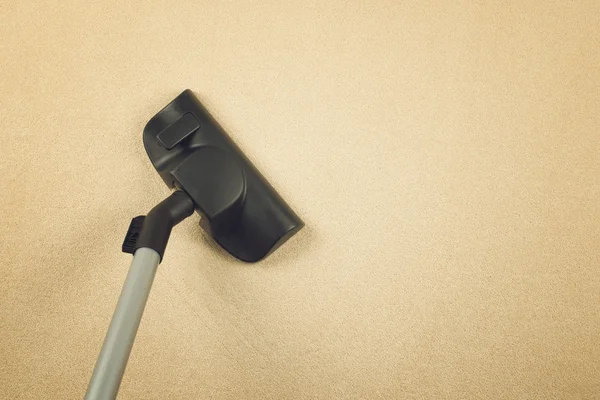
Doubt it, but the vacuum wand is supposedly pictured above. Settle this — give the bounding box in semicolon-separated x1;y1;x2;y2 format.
84;248;160;400
85;191;194;400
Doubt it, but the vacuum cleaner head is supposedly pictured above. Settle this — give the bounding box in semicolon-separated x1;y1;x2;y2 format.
142;90;304;262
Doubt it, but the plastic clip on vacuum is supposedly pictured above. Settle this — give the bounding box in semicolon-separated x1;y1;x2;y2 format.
85;90;303;400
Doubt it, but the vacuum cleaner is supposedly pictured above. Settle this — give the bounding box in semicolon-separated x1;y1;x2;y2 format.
84;90;304;399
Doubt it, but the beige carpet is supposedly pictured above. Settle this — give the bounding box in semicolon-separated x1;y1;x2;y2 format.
1;1;599;398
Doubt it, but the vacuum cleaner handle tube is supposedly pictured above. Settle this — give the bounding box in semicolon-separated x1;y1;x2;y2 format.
85;191;194;400
84;248;160;400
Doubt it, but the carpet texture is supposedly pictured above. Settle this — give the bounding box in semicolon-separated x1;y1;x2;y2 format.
1;1;599;398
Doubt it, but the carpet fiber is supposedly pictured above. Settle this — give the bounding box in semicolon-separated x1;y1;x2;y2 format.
1;1;599;398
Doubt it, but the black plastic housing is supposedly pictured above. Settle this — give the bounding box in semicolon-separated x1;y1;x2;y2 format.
142;90;304;262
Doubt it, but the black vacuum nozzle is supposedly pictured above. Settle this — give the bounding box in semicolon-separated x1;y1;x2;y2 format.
142;90;304;262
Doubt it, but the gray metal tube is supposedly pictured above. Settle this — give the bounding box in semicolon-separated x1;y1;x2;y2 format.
85;248;161;400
